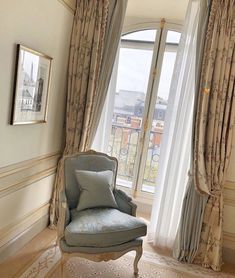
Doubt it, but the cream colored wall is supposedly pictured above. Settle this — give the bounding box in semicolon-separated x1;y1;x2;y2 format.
0;175;54;230
0;0;73;167
227;146;235;181
0;0;73;260
126;0;188;22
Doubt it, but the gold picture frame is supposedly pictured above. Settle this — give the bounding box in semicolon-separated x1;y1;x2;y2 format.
11;44;52;125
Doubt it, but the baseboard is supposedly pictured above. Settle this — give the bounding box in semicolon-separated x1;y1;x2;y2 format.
223;246;235;264
0;214;49;263
223;231;235;264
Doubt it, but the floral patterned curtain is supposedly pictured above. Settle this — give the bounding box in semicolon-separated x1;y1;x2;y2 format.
50;0;109;227
193;0;235;270
64;0;109;154
49;0;127;227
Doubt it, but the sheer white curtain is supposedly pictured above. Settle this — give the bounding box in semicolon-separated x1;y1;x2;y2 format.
92;50;119;152
148;0;201;249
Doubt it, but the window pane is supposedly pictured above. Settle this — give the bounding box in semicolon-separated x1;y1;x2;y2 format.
166;30;181;44
108;30;156;188
122;30;156;42
142;30;180;193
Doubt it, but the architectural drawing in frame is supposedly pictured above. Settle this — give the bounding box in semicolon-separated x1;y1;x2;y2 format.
11;44;52;125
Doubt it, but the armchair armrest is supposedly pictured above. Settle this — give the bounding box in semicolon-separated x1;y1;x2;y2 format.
114;189;137;216
57;190;70;239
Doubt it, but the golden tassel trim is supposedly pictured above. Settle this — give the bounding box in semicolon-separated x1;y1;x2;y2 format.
203;88;210;94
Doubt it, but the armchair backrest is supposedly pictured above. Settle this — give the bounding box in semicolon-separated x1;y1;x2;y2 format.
64;150;118;209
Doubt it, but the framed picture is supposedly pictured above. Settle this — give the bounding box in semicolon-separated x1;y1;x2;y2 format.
11;44;52;125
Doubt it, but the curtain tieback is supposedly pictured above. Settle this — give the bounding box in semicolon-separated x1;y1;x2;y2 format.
210;189;222;197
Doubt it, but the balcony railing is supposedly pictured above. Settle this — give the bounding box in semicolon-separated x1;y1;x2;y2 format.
108;123;162;190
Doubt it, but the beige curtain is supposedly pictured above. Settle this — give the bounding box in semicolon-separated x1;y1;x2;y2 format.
193;0;235;270
86;0;128;145
49;0;127;227
64;1;108;154
173;0;210;264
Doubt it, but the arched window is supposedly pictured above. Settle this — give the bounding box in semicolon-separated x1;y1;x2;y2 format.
94;21;181;196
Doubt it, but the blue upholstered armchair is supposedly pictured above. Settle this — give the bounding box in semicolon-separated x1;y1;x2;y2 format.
57;150;147;275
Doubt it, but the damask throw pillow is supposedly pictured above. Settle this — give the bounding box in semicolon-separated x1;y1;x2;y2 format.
75;170;118;212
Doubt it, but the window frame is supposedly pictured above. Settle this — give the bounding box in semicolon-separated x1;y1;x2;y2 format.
111;21;183;201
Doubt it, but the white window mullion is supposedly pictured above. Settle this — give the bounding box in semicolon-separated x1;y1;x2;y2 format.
134;25;169;196
131;24;163;197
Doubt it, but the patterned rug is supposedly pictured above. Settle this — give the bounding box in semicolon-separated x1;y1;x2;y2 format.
19;244;233;278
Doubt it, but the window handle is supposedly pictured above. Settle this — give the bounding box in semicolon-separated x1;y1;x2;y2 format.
144;118;149;132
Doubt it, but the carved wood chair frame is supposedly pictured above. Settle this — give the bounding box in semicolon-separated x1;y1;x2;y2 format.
56;150;143;276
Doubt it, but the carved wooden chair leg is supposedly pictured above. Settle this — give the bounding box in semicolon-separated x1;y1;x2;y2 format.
133;246;143;275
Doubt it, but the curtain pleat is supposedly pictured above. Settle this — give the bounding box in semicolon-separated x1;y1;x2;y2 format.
173;0;210;263
174;0;235;271
193;0;235;270
148;0;201;250
173;181;208;261
87;0;128;147
49;0;127;227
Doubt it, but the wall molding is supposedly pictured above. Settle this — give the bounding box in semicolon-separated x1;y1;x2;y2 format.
58;0;76;13
0;152;60;177
0;211;49;263
224;231;235;244
0;152;59;262
0;152;60;198
224;180;235;190
224;181;235;207
0;202;49;249
224;195;235;207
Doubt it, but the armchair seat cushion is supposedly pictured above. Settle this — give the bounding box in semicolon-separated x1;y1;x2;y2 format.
64;208;147;248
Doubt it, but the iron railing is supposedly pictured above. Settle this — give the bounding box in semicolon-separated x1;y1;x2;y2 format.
108;123;161;188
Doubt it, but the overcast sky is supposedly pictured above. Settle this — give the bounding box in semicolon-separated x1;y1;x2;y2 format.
116;30;180;102
116;49;176;102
